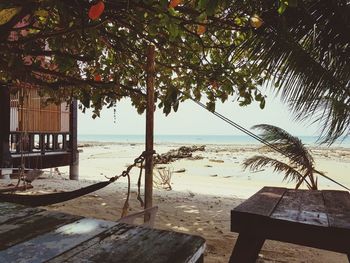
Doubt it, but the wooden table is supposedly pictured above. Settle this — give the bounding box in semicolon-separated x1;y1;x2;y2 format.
0;202;205;263
229;187;350;263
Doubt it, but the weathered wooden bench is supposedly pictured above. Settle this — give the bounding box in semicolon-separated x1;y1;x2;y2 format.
229;186;350;263
0;202;205;263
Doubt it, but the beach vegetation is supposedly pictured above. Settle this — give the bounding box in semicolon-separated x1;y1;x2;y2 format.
155;167;173;191
0;1;348;143
243;124;326;190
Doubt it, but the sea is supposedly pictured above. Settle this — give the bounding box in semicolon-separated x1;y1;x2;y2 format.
78;134;350;148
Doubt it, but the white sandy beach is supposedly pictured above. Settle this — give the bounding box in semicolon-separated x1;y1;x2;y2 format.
2;142;350;262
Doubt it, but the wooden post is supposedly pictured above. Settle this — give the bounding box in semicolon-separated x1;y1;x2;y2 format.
40;134;45;154
69;99;79;180
144;45;155;213
0;84;12;177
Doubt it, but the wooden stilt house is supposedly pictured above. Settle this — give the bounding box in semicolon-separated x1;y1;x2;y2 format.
0;85;78;179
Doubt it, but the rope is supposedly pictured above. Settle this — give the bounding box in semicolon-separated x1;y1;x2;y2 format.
137;160;145;207
107;151;150;215
0;151;155;207
186;95;350;191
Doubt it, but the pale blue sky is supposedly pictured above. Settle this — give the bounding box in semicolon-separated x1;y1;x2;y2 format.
78;90;321;137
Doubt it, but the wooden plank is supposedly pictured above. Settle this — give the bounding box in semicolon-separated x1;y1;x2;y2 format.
271;189;328;226
230;189;350;254
0;202;24;216
0;84;11;169
231;187;286;232
229;188;350;257
0;218;116;263
229;233;265;263
323;190;350;229
0;202;43;225
0;210;81;250
233;187;286;216
69;100;78;180
12;152;71;169
17;89;62;133
48;223;206;263
231;214;350;255
61;103;70;133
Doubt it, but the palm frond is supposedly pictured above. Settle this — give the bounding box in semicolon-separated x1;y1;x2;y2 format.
298;96;350;144
242;155;312;188
233;0;350;143
252;124;314;171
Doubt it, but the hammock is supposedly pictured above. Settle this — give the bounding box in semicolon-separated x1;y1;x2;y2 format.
0;152;148;207
0;181;111;207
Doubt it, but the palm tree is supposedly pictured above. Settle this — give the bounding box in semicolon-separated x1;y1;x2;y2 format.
233;0;350;144
242;124;326;190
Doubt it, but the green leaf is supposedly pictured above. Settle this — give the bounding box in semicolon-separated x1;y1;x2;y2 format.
278;1;287;14
173;101;179;112
206;101;215;112
255;93;262;101
259;99;266;109
168;6;179;16
81;95;90;109
35;9;49;18
197;12;207;22
167;22;179;38
148;24;158;36
163;104;171;115
0;7;21;25
234;17;242;26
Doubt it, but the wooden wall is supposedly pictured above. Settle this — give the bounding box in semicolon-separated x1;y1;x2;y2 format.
60;103;70;132
10;89;69;133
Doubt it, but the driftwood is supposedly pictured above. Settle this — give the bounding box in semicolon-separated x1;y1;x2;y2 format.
154;145;205;164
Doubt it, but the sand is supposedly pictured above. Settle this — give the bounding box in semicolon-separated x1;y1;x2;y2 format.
2;142;350;262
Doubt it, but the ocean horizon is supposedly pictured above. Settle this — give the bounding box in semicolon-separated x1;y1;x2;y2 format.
78;134;350;147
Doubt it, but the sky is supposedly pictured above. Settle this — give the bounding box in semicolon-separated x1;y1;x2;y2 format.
78;89;322;137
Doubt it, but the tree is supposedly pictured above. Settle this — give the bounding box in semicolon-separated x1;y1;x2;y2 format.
232;0;350;143
1;1;348;144
242;124;325;190
0;0;267;118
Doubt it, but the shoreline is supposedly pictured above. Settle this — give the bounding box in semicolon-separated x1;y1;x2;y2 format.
78;140;350;151
77;133;350;149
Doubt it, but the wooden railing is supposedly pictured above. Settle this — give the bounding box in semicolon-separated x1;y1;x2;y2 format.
9;131;70;154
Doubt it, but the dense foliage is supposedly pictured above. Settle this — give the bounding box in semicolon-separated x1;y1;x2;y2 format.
236;0;350;143
0;0;268;117
0;0;348;143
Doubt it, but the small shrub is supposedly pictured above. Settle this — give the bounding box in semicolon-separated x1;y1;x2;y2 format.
155;167;173;190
